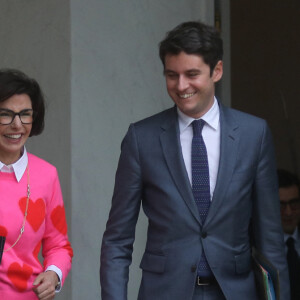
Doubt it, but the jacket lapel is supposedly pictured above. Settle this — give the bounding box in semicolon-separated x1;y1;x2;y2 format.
160;108;201;225
205;104;240;226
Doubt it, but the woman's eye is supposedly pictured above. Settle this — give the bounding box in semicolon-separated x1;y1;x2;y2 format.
20;110;33;117
0;111;10;117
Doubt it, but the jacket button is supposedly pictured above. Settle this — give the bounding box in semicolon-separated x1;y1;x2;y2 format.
202;232;207;238
191;265;197;273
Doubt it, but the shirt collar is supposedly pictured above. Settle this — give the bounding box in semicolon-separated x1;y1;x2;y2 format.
177;97;220;133
284;226;299;243
0;147;28;182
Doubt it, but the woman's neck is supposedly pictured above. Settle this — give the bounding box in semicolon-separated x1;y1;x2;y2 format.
0;151;21;165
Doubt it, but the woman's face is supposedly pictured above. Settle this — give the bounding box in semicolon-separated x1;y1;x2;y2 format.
0;94;32;165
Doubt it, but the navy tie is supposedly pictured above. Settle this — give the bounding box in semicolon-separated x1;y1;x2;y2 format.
192;119;213;277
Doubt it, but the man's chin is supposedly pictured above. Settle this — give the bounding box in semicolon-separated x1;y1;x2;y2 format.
283;224;297;235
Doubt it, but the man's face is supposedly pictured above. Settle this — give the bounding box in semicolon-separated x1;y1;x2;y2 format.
164;51;223;119
279;185;300;234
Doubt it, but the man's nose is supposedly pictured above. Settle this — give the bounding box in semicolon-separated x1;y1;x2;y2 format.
284;204;293;215
177;76;189;91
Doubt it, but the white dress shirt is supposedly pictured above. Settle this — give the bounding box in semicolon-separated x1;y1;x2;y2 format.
0;147;28;182
0;147;63;291
177;97;220;200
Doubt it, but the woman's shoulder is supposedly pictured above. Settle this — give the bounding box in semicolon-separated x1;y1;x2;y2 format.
27;153;58;176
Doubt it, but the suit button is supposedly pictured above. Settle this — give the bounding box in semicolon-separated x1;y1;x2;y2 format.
191;265;197;273
202;232;207;238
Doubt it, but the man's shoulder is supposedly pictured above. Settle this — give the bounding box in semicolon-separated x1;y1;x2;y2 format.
221;104;267;127
133;106;176;129
296;227;300;242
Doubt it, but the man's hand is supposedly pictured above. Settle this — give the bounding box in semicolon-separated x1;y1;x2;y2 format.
33;270;59;300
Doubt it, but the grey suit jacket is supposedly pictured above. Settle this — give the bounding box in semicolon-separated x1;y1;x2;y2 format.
100;103;290;300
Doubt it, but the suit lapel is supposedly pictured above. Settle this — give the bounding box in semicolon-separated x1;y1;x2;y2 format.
205;104;240;226
160;108;201;225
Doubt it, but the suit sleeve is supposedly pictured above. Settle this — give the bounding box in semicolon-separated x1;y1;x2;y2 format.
252;121;290;299
100;124;143;300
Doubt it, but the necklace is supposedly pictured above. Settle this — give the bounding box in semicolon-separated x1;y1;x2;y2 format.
4;165;30;252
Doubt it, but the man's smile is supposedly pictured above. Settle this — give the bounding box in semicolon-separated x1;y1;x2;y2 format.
178;92;196;99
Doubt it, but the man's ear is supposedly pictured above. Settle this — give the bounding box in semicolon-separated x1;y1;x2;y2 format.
213;60;223;83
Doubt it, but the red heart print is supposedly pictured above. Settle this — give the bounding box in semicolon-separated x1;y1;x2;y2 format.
7;262;33;292
51;205;67;235
0;225;7;237
63;241;74;259
19;197;46;232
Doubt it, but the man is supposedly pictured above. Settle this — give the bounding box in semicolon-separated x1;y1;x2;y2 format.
278;169;300;299
100;21;289;299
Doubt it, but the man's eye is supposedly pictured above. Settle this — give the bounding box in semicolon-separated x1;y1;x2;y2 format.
166;73;178;79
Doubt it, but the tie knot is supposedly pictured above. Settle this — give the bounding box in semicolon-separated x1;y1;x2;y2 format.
286;237;295;248
192;119;205;136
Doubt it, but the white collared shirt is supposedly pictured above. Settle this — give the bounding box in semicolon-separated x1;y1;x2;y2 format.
177;97;220;200
0;147;63;290
0;147;28;182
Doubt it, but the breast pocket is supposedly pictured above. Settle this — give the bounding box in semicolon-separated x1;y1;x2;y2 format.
140;252;166;274
230;167;255;183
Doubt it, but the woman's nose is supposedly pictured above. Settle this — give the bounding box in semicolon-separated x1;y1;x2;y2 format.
10;115;23;128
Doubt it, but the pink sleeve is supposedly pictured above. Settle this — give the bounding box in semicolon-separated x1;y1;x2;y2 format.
42;170;73;286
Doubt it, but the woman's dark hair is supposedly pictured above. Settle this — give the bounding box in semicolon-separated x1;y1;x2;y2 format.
0;68;45;136
159;21;223;75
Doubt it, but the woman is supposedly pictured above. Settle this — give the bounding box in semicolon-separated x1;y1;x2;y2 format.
0;69;73;299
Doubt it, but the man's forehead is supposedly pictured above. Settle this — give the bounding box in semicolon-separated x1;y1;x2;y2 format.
164;67;201;73
164;52;204;62
279;185;299;201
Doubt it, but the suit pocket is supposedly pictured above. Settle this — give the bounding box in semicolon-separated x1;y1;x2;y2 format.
235;248;252;274
230;168;255;183
140;252;166;274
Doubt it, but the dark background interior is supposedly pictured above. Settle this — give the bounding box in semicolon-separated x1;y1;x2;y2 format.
230;1;300;176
